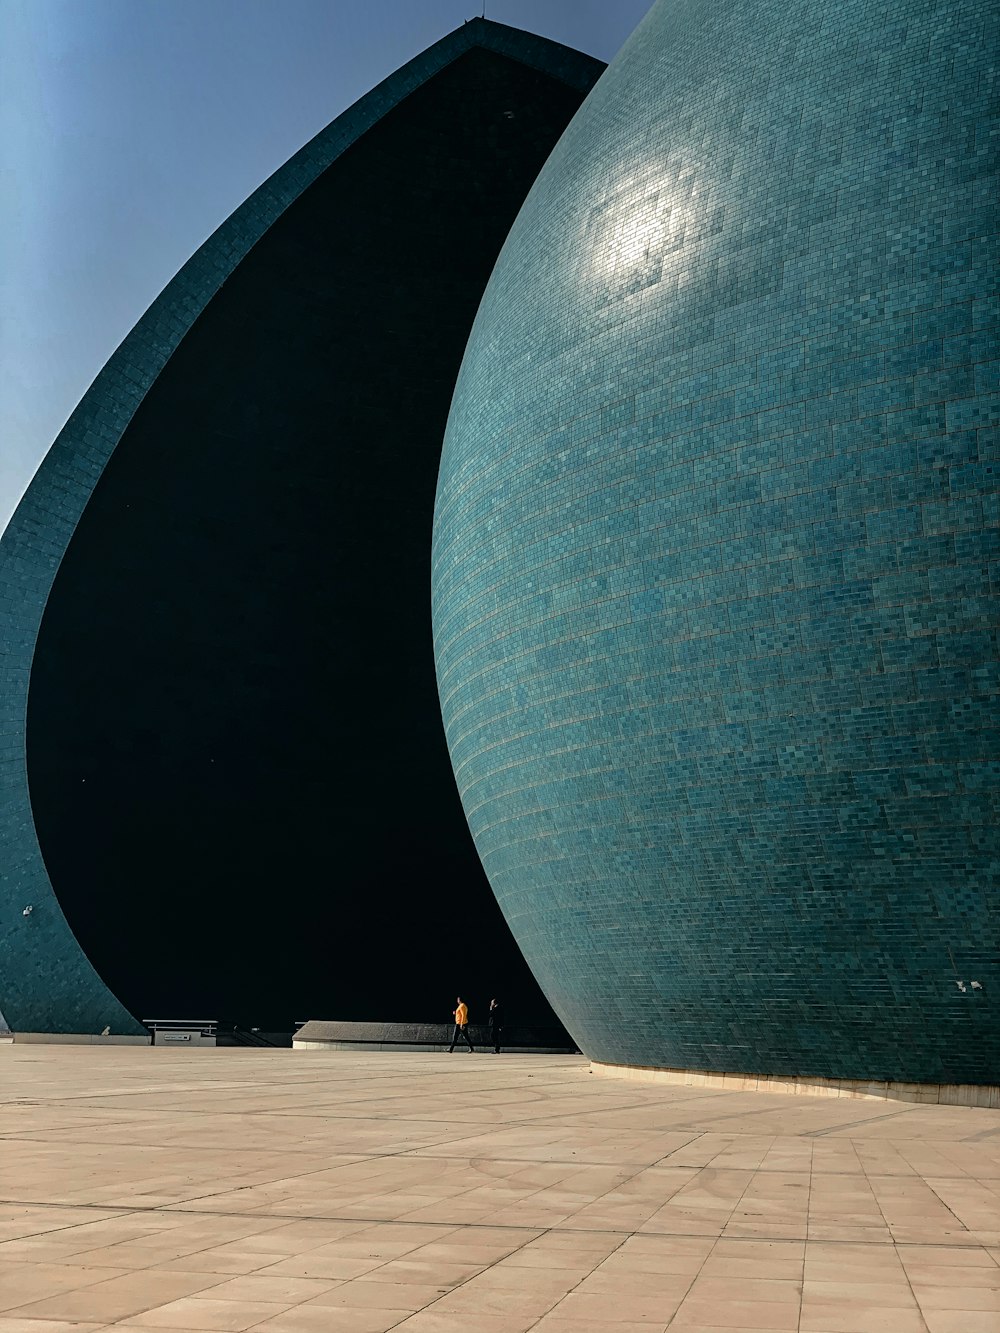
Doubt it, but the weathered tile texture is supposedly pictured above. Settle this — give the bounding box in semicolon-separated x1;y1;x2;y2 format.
433;0;999;1081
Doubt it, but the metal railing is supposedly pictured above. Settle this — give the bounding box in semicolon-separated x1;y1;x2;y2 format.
143;1018;217;1044
142;1018;289;1047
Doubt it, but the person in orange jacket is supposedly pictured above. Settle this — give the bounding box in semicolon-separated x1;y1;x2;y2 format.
449;996;475;1052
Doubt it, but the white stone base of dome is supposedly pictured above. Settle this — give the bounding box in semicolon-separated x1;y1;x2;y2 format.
590;1060;999;1107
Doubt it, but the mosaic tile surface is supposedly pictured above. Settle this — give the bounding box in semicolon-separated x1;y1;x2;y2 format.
433;0;1000;1082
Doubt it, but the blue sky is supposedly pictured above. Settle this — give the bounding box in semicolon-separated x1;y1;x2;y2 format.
0;0;652;530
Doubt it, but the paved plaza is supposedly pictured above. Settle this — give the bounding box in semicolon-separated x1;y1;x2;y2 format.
1;1045;998;1332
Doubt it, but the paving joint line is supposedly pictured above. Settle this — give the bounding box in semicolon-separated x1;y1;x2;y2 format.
3;1194;998;1254
858;1147;934;1333
662;1148;782;1331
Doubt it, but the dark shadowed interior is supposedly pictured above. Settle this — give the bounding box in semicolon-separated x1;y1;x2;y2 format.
27;47;596;1031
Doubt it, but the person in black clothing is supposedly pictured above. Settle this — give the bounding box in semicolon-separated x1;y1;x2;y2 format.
489;997;503;1054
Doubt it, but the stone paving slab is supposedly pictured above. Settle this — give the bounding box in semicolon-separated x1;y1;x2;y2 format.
0;1046;997;1331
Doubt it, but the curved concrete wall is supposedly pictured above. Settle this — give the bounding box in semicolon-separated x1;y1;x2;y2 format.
0;21;602;1033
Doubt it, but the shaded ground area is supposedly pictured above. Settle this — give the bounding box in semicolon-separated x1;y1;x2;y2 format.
0;1045;998;1331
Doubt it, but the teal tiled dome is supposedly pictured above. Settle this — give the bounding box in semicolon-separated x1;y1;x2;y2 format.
433;0;999;1081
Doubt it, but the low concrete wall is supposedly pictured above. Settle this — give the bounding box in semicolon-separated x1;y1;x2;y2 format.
13;1031;151;1046
294;1040;572;1054
151;1031;216;1047
294;1019;576;1053
590;1060;1000;1107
